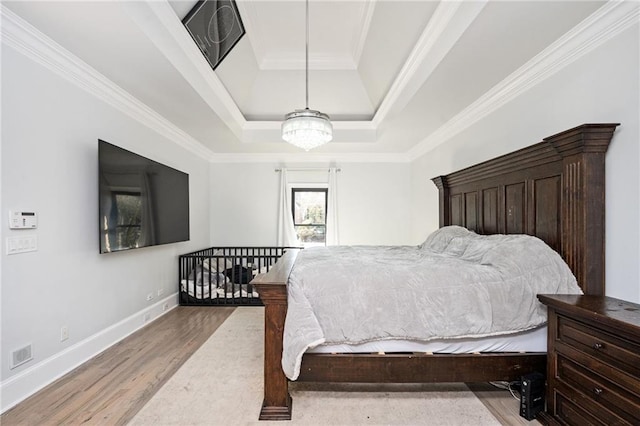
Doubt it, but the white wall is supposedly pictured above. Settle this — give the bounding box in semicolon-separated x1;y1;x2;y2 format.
0;47;211;410
410;24;640;302
209;162;412;246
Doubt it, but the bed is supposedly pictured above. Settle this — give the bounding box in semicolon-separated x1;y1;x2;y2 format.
252;123;619;420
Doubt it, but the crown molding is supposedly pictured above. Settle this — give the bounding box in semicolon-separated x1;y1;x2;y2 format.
209;151;410;164
242;120;377;144
138;0;391;143
407;0;640;161
234;1;265;69
351;0;376;67
372;1;487;127
124;1;246;140
0;5;215;161
236;1;486;140
122;0;486;148
3;1;635;165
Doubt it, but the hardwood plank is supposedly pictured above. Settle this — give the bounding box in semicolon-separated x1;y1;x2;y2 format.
1;307;235;426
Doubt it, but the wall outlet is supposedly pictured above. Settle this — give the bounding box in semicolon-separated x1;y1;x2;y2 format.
143;312;151;322
146;293;153;301
60;326;69;342
157;288;164;297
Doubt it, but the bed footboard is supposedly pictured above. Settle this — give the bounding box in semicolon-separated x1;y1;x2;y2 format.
252;249;299;420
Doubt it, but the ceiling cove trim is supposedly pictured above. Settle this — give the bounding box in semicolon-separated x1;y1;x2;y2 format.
142;0;456;143
372;0;488;126
209;152;410;164
407;0;640;161
234;0;266;69
1;5;389;164
124;1;246;140
0;5;214;161
242;119;377;144
351;0;377;67
135;0;375;143
3;2;633;164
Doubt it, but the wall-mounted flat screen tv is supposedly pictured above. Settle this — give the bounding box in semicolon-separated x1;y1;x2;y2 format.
98;140;189;253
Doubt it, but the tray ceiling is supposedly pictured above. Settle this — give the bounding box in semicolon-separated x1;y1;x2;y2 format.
3;0;617;158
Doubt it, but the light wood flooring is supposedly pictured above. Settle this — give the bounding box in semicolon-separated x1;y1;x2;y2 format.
1;306;538;425
1;307;235;426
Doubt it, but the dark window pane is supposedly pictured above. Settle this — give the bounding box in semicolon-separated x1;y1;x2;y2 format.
292;188;327;246
114;193;142;249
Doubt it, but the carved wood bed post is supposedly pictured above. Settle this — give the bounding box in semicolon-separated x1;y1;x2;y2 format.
432;176;450;228
252;250;299;421
545;123;619;296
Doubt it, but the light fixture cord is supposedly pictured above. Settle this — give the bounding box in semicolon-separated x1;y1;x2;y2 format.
305;0;309;110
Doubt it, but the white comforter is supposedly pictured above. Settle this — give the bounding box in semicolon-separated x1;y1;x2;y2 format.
282;226;581;380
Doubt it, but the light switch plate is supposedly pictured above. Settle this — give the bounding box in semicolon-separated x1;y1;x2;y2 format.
6;235;37;255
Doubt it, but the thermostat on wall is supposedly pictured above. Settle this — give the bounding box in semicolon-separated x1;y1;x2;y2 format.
9;211;37;229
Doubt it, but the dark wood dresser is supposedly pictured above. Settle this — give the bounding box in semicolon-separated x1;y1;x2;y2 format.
537;294;640;425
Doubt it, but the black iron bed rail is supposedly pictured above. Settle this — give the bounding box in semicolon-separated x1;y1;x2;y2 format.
179;246;301;306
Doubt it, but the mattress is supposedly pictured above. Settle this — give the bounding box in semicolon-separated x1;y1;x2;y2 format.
308;325;547;354
282;226;579;379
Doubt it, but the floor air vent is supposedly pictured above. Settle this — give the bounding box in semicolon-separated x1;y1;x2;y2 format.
11;344;33;369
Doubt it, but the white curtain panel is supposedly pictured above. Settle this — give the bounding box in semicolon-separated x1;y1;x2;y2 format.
326;167;340;245
277;169;300;246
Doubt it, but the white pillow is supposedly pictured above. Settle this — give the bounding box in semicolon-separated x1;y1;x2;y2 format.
420;225;472;253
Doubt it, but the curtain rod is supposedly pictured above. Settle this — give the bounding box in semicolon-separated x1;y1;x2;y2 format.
274;168;341;172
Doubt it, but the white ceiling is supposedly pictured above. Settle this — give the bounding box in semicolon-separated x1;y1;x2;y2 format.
3;0;609;158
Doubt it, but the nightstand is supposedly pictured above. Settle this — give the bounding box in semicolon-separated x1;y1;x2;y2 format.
537;294;640;425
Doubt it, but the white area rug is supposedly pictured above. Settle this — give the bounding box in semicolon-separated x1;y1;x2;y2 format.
130;308;501;425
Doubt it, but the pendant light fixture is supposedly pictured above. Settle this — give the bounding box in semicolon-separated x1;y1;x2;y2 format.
281;0;333;151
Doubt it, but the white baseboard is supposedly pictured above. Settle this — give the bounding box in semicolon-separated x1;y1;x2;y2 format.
0;293;179;413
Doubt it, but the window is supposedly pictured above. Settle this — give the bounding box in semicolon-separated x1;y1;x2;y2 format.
292;188;327;247
111;192;142;249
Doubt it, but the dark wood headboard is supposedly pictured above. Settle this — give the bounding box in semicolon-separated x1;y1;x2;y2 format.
432;123;619;296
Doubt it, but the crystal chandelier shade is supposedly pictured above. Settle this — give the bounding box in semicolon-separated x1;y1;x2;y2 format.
281;0;332;150
281;109;333;151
